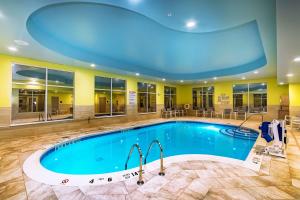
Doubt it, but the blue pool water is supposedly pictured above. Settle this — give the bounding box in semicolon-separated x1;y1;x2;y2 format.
41;121;258;174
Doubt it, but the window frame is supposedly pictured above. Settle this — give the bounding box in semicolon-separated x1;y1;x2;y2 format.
164;86;176;109
137;82;157;113
232;83;268;113
11;63;74;125
192;86;214;110
94;76;127;118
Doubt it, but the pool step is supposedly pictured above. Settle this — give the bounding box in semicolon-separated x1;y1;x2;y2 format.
219;128;258;141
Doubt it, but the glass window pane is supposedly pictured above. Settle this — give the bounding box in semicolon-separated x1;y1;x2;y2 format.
95;77;111;90
12;64;46;124
148;93;156;112
13;64;46;85
249;83;267;113
164;86;176;109
164;95;171;109
112;91;126;115
95;90;111;116
47;69;74;87
207;86;214;94
47;86;73;120
164;86;170;95
192;87;214;110
170;87;176;95
233;84;249;112
138;82;147;93
249;83;267;93
171;95;176;109
148;84;156;93
112;78;125;91
138;93;147;112
12;87;46;124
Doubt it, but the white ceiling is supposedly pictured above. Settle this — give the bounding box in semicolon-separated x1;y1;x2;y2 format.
277;0;300;84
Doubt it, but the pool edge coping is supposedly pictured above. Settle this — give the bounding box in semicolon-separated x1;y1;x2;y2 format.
23;119;263;186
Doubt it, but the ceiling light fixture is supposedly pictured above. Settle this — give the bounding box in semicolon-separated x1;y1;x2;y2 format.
8;46;18;52
180;80;184;83
0;10;5;19
186;20;196;28
286;73;294;77
204;81;207;84
254;70;259;74
293;57;300;62
129;0;141;4
162;78;166;81
279;82;284;85
90;63;96;67
242;77;246;80
213;77;217;80
14;40;29;46
135;73;140;76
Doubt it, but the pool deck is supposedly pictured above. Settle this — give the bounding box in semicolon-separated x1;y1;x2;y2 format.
1;117;300;200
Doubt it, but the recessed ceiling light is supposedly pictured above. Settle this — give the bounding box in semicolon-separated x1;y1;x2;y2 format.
293;57;300;62
135;73;140;76
129;0;141;4
213;77;217;80
162;78;166;81
90;63;96;67
14;40;29;46
180;80;184;83
0;10;5;19
241;77;246;80
186;20;196;28
286;73;294;77
8;46;18;52
254;70;259;74
279;82;284;85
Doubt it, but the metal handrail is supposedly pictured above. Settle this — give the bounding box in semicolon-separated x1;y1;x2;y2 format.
237;113;264;131
144;139;165;176
124;144;144;185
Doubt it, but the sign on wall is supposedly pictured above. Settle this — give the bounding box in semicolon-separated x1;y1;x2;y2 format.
128;91;136;105
218;93;230;105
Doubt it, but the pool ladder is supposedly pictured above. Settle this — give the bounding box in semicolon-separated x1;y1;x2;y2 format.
124;139;165;185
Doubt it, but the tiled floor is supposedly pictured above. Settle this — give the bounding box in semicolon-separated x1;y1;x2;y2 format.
1;117;300;200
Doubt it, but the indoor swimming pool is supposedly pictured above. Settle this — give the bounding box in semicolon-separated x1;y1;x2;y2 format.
40;121;258;175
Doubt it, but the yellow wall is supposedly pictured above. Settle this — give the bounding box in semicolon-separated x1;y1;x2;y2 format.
176;78;289;107
0;54;291;117
289;83;300;106
0;54;170;110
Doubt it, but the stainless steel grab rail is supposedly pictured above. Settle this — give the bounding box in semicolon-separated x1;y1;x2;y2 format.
237;113;264;131
124;144;144;185
144;139;165;176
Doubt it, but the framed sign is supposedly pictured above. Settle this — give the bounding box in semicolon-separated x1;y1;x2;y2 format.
128;91;136;105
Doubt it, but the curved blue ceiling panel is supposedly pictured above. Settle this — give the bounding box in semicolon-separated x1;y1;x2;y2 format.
27;2;267;80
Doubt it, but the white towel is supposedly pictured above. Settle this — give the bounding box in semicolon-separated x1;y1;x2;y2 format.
271;119;282;148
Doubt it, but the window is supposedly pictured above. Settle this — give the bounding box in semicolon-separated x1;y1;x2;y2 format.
138;82;156;113
12;64;74;124
192;87;214;110
94;77;126;117
47;69;74;120
233;84;248;112
249;83;267;113
164;86;176;109
233;83;267;113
